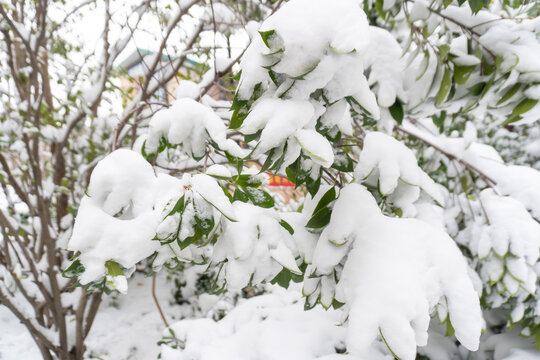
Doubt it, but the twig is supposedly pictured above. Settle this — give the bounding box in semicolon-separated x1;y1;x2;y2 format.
396;125;497;187
152;274;169;328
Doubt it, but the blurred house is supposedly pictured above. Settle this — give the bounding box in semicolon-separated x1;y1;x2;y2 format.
118;48;226;104
118;49;304;205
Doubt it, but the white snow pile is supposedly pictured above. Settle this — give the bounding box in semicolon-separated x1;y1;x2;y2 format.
441;5;540;80
68;150;162;286
456;189;540;313
145;97;246;159
233;0;397;172
237;0;379;117
362;26;406;108
355;131;444;216
68;149;243;291
241;98;334;168
402;121;540;220
304;183;483;360
159;287;394;360
211;201;301;291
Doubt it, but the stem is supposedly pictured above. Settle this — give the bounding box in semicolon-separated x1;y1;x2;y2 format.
152;274;169;328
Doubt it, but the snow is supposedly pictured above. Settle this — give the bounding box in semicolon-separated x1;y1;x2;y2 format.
161;287;348;360
355;131;444;216
241;98;315;156
212;202;299;290
145;98;246;159
308;184;483;360
402;121;540;220
455;189;540;309
205;164;231;178
174;80;201;99
237;0;380;119
362;26;406;108
67;150;247;287
68;150;161;284
295;129;334;168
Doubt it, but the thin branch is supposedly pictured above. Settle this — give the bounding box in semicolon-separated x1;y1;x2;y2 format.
396;125;497;187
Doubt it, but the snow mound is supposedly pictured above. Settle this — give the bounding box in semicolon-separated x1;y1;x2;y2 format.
306;184;482;360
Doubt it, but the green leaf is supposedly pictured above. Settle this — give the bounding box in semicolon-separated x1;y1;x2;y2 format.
291;61;320;80
512;98;538;116
232;188;249;202
314;187;337;214
332;298;345;309
535;326;540;350
260;148;277;173
388;98;404;125
271;268;292;289
445;318;455;337
269;142;289;172
467;81;485;96
167;195;185;217
105;260;124;277
436;68;452;106
244;187;275;208
375;0;386;19
496;54;518;74
194;212;214;235
178;225;203;250
306;206;332;229
431;110;447;133
416;50;430;80
244;129;262;143
140;140;155;159
438;44;451;66
468;0;483;13
379;328;401;360
230;109;247;129
279;219;295;235
496;83;521;105
329;45;356;55
453;65;475;85
331;151;354;172
258;29;275;48
306;172;322;198
63;259;84;279
233;174;263;188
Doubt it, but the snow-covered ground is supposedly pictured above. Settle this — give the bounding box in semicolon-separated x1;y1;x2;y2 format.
1;271;540;360
0;273;199;360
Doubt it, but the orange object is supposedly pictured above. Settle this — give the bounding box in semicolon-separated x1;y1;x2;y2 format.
267;173;295;187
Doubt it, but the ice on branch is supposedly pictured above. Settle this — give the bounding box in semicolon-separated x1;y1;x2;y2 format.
355;132;444;216
306;184;482;360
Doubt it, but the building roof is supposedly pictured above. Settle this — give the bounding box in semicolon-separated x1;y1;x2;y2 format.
118;48;199;71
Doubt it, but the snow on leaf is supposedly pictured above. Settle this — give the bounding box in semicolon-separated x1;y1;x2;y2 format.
212;202;299;290
295;129;334;168
355;132;444;215
307;184;482;359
